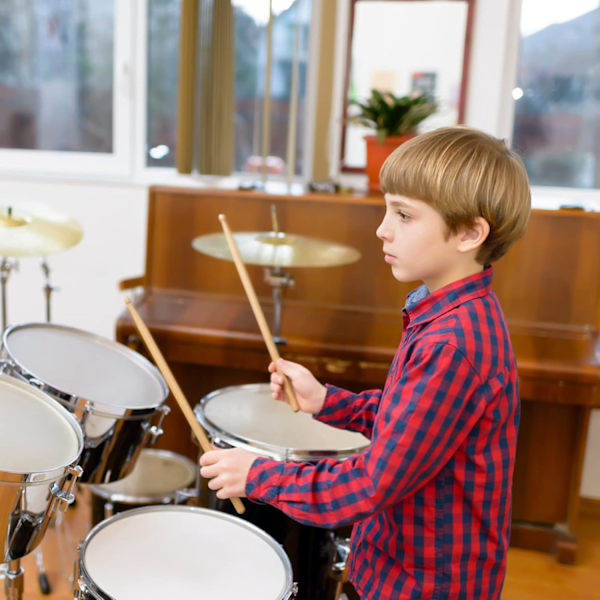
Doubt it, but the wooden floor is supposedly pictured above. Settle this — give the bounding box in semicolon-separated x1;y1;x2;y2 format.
7;489;600;599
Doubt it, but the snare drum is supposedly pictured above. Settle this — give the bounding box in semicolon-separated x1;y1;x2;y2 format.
194;383;369;600
88;449;198;525
74;505;296;599
1;322;169;483
0;374;83;562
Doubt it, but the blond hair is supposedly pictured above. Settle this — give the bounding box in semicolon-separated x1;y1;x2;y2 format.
379;126;531;264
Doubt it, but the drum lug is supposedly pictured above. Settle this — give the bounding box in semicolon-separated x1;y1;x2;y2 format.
292;581;299;597
143;404;170;443
52;465;83;512
28;377;45;390
328;532;351;580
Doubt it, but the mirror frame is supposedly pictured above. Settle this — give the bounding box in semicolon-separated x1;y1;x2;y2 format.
340;0;476;172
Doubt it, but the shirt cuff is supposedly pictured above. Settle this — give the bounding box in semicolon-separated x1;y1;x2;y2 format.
313;384;352;424
245;456;285;504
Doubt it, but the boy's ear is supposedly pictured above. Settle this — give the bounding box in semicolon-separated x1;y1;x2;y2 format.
457;217;490;253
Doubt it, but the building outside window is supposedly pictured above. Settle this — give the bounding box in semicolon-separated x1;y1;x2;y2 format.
512;0;600;189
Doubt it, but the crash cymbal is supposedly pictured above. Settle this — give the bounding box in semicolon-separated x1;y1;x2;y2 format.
0;205;83;257
192;231;361;268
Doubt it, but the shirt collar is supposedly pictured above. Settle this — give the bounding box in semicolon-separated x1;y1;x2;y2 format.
403;265;494;328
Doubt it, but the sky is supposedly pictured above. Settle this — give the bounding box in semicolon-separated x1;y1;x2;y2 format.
520;0;600;35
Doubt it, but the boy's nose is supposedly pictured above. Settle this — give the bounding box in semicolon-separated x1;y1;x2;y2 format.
376;216;390;240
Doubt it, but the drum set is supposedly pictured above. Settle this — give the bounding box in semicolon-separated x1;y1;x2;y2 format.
0;204;365;599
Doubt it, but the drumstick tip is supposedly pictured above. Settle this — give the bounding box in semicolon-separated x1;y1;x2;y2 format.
218;213;226;223
124;295;131;306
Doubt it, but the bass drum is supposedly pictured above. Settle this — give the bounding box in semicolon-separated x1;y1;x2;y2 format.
194;383;369;600
74;505;296;599
88;449;198;525
1;322;169;484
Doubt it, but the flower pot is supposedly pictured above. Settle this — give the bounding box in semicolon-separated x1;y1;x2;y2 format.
364;133;416;193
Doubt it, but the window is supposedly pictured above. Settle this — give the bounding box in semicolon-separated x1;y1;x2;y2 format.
512;1;600;188
0;0;313;179
0;1;114;153
146;0;181;168
232;0;311;176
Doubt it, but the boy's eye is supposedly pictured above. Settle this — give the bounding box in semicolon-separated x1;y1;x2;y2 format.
397;211;410;221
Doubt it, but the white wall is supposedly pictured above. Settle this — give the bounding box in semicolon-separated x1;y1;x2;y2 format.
0;0;597;499
0;179;147;338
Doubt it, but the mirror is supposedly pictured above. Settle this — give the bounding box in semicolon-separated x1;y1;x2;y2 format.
341;0;475;170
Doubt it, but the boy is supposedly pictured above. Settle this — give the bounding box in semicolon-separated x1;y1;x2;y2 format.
200;126;531;599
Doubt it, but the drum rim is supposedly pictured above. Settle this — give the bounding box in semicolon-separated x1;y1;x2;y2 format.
87;449;197;504
0;373;84;482
78;504;294;600
2;322;169;413
194;382;369;461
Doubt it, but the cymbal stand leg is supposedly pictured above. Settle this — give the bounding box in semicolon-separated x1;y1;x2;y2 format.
0;258;17;332
41;258;56;323
3;559;24;600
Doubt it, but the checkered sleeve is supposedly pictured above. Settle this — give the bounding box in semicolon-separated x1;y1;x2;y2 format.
246;342;488;528
313;384;382;438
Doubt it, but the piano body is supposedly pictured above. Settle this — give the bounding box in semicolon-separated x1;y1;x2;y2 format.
116;186;600;563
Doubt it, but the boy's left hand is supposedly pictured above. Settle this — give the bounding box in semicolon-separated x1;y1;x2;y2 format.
199;448;257;499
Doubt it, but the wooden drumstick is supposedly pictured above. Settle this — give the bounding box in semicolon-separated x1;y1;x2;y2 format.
218;214;300;412
124;296;246;515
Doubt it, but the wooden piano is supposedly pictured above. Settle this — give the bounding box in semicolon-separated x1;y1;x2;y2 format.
116;185;600;563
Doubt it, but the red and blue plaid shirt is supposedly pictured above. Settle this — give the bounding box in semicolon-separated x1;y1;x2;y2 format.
246;266;519;599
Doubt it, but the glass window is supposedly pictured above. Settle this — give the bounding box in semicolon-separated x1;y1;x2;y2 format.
145;0;311;174
512;1;600;188
0;0;114;153
146;0;181;168
233;0;311;175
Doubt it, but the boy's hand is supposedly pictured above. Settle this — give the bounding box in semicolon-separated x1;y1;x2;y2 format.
268;358;327;415
199;448;257;499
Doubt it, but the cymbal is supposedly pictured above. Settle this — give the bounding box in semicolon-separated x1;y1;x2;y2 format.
192;231;361;268
0;205;83;257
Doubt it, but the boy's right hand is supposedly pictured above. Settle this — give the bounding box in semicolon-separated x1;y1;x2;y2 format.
268;358;327;415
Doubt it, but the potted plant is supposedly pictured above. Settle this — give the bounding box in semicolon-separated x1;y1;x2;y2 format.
348;89;437;192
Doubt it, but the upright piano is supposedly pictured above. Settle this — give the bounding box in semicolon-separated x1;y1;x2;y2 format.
116;185;600;564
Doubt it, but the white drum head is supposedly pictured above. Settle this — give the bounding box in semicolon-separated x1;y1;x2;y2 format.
198;383;369;460
90;449;196;501
81;506;292;600
3;323;166;411
0;374;81;473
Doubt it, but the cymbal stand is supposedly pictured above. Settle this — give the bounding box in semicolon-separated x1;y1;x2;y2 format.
0;258;18;332
40;258;57;323
264;266;294;345
3;559;24;600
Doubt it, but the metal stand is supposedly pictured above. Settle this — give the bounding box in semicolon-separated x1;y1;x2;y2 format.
0;258;17;332
264;267;294;345
41;258;57;323
3;560;24;600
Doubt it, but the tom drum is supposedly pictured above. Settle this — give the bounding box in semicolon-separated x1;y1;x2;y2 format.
0;374;83;562
1;322;169;484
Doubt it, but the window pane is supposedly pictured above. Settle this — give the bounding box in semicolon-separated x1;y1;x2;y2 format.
343;1;468;169
512;1;600;188
233;0;311;175
0;1;113;153
146;0;181;167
